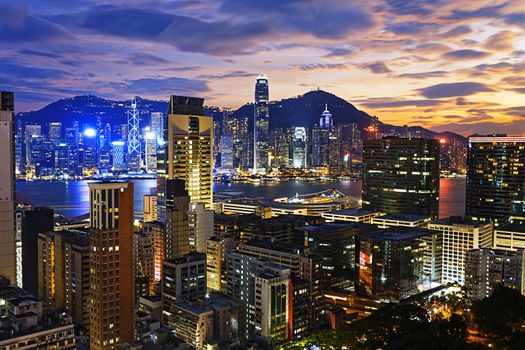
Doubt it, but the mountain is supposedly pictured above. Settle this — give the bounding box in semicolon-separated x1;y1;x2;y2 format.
15;90;465;142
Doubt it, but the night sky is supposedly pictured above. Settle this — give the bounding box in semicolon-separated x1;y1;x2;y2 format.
1;0;525;135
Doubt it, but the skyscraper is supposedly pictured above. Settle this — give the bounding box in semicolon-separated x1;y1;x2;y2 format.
362;137;440;218
127;99;141;172
254;74;269;172
466;135;525;226
160;95;213;214
292;127;307;168
0;91;16;283
48;122;62;145
150;112;164;142
88;182;134;350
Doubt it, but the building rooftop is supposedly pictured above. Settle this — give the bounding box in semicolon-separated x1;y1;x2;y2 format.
496;223;525;233
325;209;380;217
374;214;429;222
164;251;206;265
360;227;436;241
243;238;307;255
300;222;369;234
431;216;490;227
174;301;210;315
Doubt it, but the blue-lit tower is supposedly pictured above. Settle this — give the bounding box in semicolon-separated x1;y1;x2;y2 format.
127;98;141;172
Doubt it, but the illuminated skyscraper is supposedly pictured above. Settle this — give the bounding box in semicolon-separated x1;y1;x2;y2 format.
48;122;62;145
292;127;307;168
254;74;269;172
466;135;525;226
127;99;141;172
145;133;157;173
363;137;440;218
150;112;164;141
111;141;126;171
88;182;134;350
159;95;213;214
0;91;16;283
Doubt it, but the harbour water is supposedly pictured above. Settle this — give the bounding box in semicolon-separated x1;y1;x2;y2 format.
16;178;466;219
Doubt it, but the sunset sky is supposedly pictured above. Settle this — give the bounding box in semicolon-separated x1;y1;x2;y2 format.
1;0;525;135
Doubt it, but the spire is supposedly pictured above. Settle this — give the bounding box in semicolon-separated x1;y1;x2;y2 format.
325;101;328;112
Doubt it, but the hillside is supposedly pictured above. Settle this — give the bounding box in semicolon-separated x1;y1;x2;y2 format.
15;90;465;142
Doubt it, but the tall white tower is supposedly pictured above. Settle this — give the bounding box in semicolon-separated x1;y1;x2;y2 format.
127;98;141;172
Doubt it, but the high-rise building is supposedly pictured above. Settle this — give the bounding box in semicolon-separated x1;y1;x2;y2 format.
150;112;164;142
143;193;157;223
466;135;525;226
292;127;307;168
127;99;141;172
162;252;207;328
143;221;165;292
206;235;236;293
188;202;214;253
0;91;16;282
145;133;157;173
219;134;234;172
356;227;442;302
159;95;213;217
465;248;524;300
135;231;156;297
24;124;41;167
88;182;134;350
254;74;270;172
362;137;440;218
428;216;493;285
111;140;126;171
165;179;190;260
48;122;62;145
494;224;525;250
22;207;54;296
226;250;290;344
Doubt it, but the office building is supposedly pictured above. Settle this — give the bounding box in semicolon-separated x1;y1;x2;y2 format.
466;136;525;226
226;250;291;344
22;207;54;297
161;95;213;212
150;112;164;141
371;214;432;229
465;248;525;300
362;137;440;218
188;202;214;253
143;221;165;291
111;141;126;171
494;224;525;250
254;75;270;172
428;216;493;285
206;235;236;292
135;231;156;296
165;179;191;260
356;227;442;302
88;182;135;350
171;301;214;349
0;91;16;283
63;232;90;331
299;222;376;288
143;193;157;223
321;209;382;223
292;127;308;168
48;122;62;145
240;214;323;244
145;133;157;173
220;134;234;172
162;252;207;328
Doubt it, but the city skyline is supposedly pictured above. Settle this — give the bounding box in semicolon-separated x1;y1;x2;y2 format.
1;1;525;136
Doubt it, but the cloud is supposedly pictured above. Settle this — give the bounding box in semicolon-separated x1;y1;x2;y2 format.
385;21;435;35
432;120;525;137
383;0;439;16
357;97;445;108
419;82;493;98
505;13;525;28
441;25;472;38
197;71;254;79
398;71;448;79
110;77;209;95
17;49;63;59
0;2;69;43
445;3;507;20
442;49;490;60
484;31;515;51
291;63;348;71
501;76;525;86
324;46;353;57
406;43;450;54
0;58;70;80
129;53;171;66
218;0;374;39
359;62;392;74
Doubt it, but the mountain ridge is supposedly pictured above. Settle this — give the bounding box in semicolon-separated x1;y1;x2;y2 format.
16;90;465;141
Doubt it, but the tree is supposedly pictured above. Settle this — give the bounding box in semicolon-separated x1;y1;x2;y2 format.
472;285;525;346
